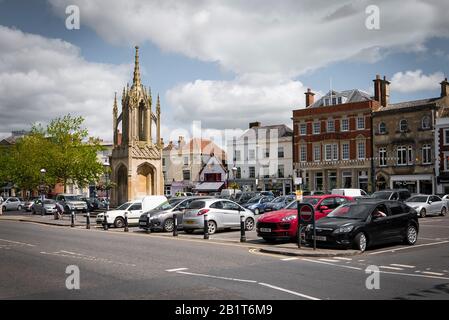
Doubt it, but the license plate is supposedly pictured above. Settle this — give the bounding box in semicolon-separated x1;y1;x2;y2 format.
260;228;271;232
311;235;326;241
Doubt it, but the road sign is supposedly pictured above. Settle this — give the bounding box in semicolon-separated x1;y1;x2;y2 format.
294;177;302;185
299;205;313;224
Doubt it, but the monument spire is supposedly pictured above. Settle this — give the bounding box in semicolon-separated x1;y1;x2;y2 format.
132;46;141;87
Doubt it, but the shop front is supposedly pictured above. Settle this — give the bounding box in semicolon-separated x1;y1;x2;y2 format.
390;174;434;194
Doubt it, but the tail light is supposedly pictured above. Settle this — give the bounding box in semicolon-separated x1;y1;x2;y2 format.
197;209;210;216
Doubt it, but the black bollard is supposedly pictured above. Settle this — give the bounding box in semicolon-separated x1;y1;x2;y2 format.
146;214;151;234
240;214;246;242
86;211;90;229
103;213;108;230
70;209;75;228
124;212;129;232
173;213;178;237
203;214;209;240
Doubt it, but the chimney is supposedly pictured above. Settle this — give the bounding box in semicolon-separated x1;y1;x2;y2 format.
441;78;449;97
249;122;261;129
373;74;382;103
381;76;390;107
305;88;315;107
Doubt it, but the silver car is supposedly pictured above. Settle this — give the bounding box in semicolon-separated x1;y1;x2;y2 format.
1;197;24;211
182;198;255;234
32;199;58;215
405;195;447;217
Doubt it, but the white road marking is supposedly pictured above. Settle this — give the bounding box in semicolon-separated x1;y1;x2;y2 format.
422;271;445;276
302;258;363;271
281;257;299;261
390;264;415;269
176;271;257;283
258;283;320;300
318;258;340;263
166;268;189;272
369;241;449;255
380;266;404;271
0;238;35;247
333;257;352;261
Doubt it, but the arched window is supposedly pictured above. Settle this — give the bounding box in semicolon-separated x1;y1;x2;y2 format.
378;122;387;134
422;116;431;129
399;119;408;132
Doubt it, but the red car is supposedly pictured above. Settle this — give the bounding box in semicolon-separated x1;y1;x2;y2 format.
256;195;354;241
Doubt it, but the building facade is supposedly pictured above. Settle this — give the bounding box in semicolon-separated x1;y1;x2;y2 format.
292;88;379;193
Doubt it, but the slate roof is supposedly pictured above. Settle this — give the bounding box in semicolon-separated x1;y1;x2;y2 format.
308;89;373;108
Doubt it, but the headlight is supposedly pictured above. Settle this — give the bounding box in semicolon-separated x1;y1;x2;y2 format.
334;226;354;234
281;214;296;222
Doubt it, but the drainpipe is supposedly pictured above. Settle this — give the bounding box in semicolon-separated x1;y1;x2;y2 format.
370;107;376;193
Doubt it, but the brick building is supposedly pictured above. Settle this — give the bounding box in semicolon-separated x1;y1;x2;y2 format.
433;78;449;194
292;88;380;193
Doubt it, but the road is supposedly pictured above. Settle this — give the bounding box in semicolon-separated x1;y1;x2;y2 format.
1;215;449;300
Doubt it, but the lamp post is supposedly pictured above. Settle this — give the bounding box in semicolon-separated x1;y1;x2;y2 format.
40;169;46;216
232;166;237;197
103;160;110;211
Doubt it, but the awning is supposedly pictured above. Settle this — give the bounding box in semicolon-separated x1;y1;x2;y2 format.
194;182;224;192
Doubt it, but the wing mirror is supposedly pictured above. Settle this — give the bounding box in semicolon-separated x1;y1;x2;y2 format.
320;205;329;211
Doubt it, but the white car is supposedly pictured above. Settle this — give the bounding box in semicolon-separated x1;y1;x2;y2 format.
96;196;167;228
331;188;368;197
405;195;447;218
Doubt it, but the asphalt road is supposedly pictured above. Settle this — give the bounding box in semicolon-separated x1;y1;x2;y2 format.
1;215;449;300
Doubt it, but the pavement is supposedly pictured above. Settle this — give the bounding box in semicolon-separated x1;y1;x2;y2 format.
0;214;449;300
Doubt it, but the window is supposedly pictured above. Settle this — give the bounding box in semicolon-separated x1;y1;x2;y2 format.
408;146;414;165
299;123;307;135
342;143;350;160
342;171;352;188
332;97;337;105
263;166;269;178
183;170;191;181
399;119;408;132
332;144;338;161
162;158;166;167
341;118;349;132
444;152;449;172
397;146;407;165
325;144;332;161
338;97;342;104
422;144;431;164
321;197;337;209
249;149;255;160
300;145;307;162
315;172;323;191
422;116;431;130
313;122;321;134
357;117;365;130
327;119;335;132
314;145;321;162
236;167;242;179
264;148;270;158
249;167;256;178
357;141;366;160
183;156;189;165
328;171;337;191
379;148;387;167
278;147;284;158
444;129;449;146
234;150;241;161
324;98;330;106
378;122;386;134
129;203;142;211
278;165;284;178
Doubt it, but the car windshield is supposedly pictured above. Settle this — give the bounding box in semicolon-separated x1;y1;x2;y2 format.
247;197;261;204
116;202;132;210
154;201;174;211
272;197;285;203
65;196;79;201
406;196;428;203
372;191;392;199
327;204;372;220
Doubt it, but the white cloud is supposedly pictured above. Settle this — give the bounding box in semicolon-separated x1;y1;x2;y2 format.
48;0;449;76
0;25;129;141
390;69;444;93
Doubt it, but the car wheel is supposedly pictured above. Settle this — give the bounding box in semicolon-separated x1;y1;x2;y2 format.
114;217;125;228
17;205;22;211
163;218;174;232
245;217;255;231
184;229;194;234
254;208;260;215
419;208;426;218
353;232;367;252
404;224;418;245
207;220;217;234
440;207;447;217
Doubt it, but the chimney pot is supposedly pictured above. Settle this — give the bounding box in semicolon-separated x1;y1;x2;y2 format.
304;88;315;107
441;78;449;97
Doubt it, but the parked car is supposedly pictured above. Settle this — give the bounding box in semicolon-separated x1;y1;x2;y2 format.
183;199;255;235
258;191;275;197
32;199;58;215
234;192;257;205
96;195;167;228
175;192;193;197
55;194;88;213
371;189;411;201
1;197;25;211
242;195;275;214
301;190;327;196
138;196;212;232
405;195;447;217
256;195;354;241
264;195;296;212
331;188;368;197
24;197;40;212
220;189;242;198
304;199;419;252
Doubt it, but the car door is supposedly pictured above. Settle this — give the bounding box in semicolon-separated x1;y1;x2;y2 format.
175;199;192;226
221;201;241;227
388;202;410;241
430;196;443;214
7;198;17;210
209;201;227;226
127;203;143;224
366;204;394;245
316;198;336;219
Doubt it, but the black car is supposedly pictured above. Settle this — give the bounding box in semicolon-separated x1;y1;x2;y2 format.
304;200;419;252
371;189;411;201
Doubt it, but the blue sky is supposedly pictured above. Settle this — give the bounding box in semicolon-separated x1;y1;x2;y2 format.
1;0;448;143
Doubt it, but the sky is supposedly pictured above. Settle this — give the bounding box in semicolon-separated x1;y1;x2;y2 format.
1;0;449;145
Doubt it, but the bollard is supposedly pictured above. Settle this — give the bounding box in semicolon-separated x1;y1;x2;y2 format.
173;213;178;237
86;211;90;229
124;212;129;232
146;214;151;234
240;214;246;242
203;214;209;240
103;213;108;230
70;209;75;228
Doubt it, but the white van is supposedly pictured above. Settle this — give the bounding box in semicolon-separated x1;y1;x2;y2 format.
96;195;167;228
331;189;368;197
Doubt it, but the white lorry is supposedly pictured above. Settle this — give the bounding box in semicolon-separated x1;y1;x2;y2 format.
96;196;167;228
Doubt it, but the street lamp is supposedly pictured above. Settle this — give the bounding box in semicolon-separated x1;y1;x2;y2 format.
40;169;46;216
103;160;110;211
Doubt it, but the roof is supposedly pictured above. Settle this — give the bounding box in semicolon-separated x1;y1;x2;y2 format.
181;138;226;158
194;182;225;192
308;89;373;109
239;124;293;140
378;97;440;111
